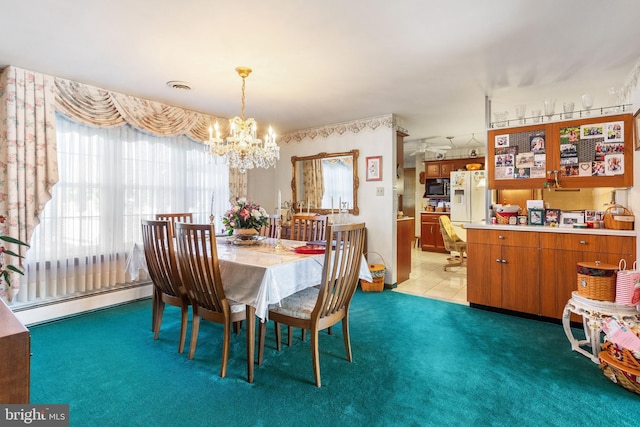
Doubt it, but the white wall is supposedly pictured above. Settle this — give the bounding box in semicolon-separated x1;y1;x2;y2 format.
247;114;399;283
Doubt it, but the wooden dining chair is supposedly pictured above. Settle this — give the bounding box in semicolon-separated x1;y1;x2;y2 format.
258;222;366;387
291;214;327;241
260;214;281;238
174;222;246;378
155;212;193;234
140;219;190;354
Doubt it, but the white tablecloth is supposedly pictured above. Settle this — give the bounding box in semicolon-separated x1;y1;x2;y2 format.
130;237;372;321
216;237;372;320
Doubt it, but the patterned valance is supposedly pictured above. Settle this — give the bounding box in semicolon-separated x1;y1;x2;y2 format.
54;77;229;141
279;114;395;144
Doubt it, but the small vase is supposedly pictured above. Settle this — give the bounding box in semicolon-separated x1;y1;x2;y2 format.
233;228;259;240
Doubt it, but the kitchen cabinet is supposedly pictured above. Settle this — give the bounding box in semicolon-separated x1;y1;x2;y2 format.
425;163;442;177
539;233;635;319
424;157;485;179
487;113;633;190
0;298;30;403
467;229;540;315
467;227;636;320
420;213;448;252
397;217;414;283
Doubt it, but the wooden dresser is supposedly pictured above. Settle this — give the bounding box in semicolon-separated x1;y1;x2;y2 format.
0;298;30;403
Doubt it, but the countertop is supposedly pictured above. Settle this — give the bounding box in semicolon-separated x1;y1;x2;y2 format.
397;216;415;221
464;223;636;237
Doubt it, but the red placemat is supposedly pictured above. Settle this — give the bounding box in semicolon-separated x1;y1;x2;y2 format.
294;245;326;254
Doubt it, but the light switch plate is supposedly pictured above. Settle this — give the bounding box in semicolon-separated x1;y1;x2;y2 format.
376;187;384;196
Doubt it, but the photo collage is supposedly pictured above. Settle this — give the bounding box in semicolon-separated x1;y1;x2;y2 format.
494;133;546;180
559;121;624;177
493;119;624;180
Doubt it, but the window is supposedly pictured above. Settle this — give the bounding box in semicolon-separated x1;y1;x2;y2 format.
16;113;229;305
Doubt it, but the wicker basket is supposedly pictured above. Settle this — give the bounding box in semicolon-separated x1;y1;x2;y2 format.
360;252;386;292
602;341;640;371
603;205;634;230
496;212;517;224
599;350;640;395
576;261;617;301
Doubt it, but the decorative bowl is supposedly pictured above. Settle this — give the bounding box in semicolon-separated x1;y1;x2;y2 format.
466;163;482;171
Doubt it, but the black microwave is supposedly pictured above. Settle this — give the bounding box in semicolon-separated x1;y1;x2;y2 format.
424;178;449;197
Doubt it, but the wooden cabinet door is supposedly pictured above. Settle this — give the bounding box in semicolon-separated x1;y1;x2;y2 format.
500;246;540;314
467;242;502;307
440;161;454;178
539;233;635;319
420;214;446;252
425;163;440;177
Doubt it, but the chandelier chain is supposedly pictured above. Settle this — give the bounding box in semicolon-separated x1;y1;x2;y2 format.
240;76;246;121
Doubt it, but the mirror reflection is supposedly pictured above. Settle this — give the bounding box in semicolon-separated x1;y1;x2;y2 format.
291;150;359;215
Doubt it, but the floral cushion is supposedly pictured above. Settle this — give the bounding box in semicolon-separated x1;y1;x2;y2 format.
269;287;319;319
228;299;246;314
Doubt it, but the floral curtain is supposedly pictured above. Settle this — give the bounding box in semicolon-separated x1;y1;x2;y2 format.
302;159;324;209
0;64;237;301
229;168;248;202
54;77;229;140
0;66;58;300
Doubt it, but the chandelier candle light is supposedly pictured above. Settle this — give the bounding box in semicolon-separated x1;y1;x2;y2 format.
207;67;279;173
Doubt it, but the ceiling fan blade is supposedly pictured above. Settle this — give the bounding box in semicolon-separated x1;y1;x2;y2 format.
426;147;448;154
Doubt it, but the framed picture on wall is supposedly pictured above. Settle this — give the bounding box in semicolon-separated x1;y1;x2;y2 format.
366;156;382;181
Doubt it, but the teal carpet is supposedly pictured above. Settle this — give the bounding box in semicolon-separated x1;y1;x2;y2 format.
29;291;638;426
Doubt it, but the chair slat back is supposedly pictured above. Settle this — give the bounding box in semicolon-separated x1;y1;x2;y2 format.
313;222;366;320
260;214;280;238
174;222;227;315
140;219;182;297
155;213;193;234
291;215;327;241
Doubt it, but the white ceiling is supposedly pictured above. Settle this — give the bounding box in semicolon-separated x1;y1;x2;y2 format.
3;1;640;167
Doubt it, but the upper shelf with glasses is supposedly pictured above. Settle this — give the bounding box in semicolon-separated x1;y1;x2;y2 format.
490;104;633;129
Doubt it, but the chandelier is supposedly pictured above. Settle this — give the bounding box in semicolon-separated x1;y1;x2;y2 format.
206;67;279;173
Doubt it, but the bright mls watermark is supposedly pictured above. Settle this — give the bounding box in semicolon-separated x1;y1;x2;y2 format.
0;405;69;426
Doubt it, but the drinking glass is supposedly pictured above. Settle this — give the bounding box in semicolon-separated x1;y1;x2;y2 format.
543;99;555;121
581;94;594;116
531;109;542;123
563;101;575;119
493;111;508;127
514;104;526;124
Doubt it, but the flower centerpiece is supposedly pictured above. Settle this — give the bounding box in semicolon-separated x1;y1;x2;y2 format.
0;215;30;301
222;198;269;238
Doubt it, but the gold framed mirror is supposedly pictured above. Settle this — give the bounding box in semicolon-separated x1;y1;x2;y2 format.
291;150;359;215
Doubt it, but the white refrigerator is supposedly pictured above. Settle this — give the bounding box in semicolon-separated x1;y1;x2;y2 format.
450;170;486;224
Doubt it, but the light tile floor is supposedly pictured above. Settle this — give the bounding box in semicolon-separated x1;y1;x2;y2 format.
393;246;468;305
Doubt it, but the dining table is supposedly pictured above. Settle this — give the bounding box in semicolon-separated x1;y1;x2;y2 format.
215;236;373;383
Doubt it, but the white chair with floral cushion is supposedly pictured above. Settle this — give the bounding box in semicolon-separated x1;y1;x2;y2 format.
258;222;366;387
174;222;246;378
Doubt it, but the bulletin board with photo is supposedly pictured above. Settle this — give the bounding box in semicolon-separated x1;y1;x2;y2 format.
559;120;624;178
493;130;546;180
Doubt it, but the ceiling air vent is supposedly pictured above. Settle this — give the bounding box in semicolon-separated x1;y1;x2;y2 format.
166;80;192;90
